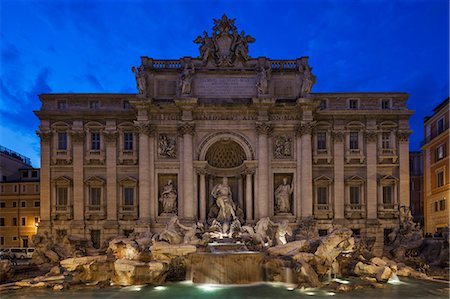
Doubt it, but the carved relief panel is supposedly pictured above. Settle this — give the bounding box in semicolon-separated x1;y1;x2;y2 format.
158;174;178;216
273;135;293;159
273;173;294;215
157;133;177;159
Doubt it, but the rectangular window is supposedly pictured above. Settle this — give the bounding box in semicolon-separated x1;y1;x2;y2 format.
382;185;393;204
0;218;4;226
435;201;439;212
91;132;101;150
382;132;391;149
22;171;29;178
22;185;26;192
12;201;17;208
124;187;134;206
0;202;5;208
12;236;17;241
21;201;26;208
436;144;446;161
316;132;327;150
89;100;100;109
123;229;134;238
436;171;444;188
58;132;68;150
351;229;361;236
12;218;17;226
349;186;360;204
57;100;67;110
91;230;101;249
35;184;39;192
31;171;38;178
319;100;327;110
0;236;3;245
34;201;40;207
349;99;358;109
381;99;391;109
90;187;101;207
124;133;133;151
21;217;26;226
123;100;131;109
318;229;328;237
317;187;328;205
57;187;68;206
439;199;446;211
437;118;445;134
14;185;17;192
349;132;359;150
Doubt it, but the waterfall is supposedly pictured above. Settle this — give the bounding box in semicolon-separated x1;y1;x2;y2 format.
387;272;402;285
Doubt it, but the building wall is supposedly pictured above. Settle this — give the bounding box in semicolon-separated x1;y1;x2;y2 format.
409;151;423;225
423;98;449;234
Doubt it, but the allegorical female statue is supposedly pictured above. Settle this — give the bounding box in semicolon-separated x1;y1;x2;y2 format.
131;65;146;95
159;180;177;214
274;177;293;214
211;177;237;223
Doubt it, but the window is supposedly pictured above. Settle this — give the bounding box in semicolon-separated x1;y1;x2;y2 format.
318;229;328;237
12;218;17;226
34;201;40;207
91;132;101;150
436;144;446;161
57;100;67;110
0;237;3;245
382;185;393;204
435;201;439;212
0;202;5;208
22;185;26;192
57;187;68;206
437;117;445;134
89;187;101;207
436;171;444;188
439;199;446;211
91;230;101;249
21;217;26;226
58;132;68;150
21;201;26;208
319;100;327;110
349;99;359;109
381;99;391;109
350;186;360;204
123;229;134;238
0;218;4;226
123;100;131;109
12;236;18;241
35;184;39;192
382;132;391;149
14;185;17;193
22;171;29;178
349;132;359;150
124;187;134;206
317;132;327;150
351;229;361;236
124;133;133;151
89;100;100;109
317;187;328;205
12;201;17;208
31;171;38;178
34;217;39;224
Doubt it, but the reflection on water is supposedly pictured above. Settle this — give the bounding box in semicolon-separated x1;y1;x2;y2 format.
1;278;448;299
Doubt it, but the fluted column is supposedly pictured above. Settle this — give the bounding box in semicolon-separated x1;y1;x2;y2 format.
198;170;206;221
244;169;255;221
36;127;51;226
298;122;314;217
365;131;378;219
70;126;85;223
104;128;118;221
332;131;345;219
179;122;195;220
256;122;272;218
398;130;411;207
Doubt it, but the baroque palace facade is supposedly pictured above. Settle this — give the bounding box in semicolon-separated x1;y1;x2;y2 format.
35;16;412;252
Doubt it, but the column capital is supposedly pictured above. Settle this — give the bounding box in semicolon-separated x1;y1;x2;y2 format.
178;121;196;135
103;130;119;142
134;120;156;136
396;130;412;143
256;121;273;135
364;130;378;143
70;130;85;142
295;121;316;136
243;167;256;175
36;129;51;142
331;130;345;142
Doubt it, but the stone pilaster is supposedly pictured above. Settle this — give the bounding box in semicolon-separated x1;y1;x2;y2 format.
104;128;118;222
297;122;315;217
70;125;85;232
295;133;302;218
256;122;272;218
365;130;378;219
179;122;196;220
397;130;411;207
36;127;51;230
244;168;255;222
332;131;345;220
198;169;207;221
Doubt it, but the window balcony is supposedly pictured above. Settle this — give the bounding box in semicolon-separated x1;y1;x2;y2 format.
313;149;332;163
345;204;366;219
313;204;333;219
377;203;399;219
345;149;365;163
378;148;398;163
85;149;105;164
52;205;73;220
85;205;106;220
52;150;72;165
119;205;138;220
119;150;138;165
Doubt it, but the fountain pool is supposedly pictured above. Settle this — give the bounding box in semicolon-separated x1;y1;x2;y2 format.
1;278;448;299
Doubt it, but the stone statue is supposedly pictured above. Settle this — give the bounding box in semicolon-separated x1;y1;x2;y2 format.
256;66;271;95
159;180;177;214
300;63;315;98
159;216;197;245
131;66;147;95
158;134;177;158
274;177;293;214
211;177;237;223
179;63;195;95
253;217;276;246
194;31;216;63
274;135;292;158
274;220;292;245
233;30;254;61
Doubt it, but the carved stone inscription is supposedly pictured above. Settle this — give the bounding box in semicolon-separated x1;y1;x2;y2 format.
194;77;256;98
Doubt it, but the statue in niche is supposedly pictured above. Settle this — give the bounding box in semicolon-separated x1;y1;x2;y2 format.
159;180;177;214
194;31;216;64
274;135;292;158
256;66;271;95
131;65;147;95
158;134;177;158
179;63;195;95
210;177;237;223
274;177;293;214
299;61;316;98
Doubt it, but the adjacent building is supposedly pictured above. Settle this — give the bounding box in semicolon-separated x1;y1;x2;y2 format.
34;16;412;253
409;151;423;225
0;146;40;248
423;98;449;234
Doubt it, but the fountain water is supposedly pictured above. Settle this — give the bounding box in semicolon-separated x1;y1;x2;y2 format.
387;272;402;285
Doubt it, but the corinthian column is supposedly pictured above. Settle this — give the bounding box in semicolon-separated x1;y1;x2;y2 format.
365;130;378;219
179;122;195;220
244;168;255;221
398;130;411;207
70;125;85;227
256;122;272;218
297;122;314;217
36;127;51;229
104;128;118;222
332;131;345;220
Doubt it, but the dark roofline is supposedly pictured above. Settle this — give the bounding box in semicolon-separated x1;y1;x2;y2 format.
432;97;449;112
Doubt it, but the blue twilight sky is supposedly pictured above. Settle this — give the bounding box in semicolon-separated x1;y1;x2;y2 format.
0;0;448;167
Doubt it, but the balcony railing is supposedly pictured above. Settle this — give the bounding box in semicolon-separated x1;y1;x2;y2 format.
119;205;138;220
53;205;73;220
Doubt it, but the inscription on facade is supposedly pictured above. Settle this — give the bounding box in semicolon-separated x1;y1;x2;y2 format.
194;77;256;98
